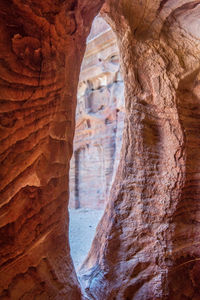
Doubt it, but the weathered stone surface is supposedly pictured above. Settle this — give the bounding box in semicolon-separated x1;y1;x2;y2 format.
69;16;125;209
0;0;200;299
79;1;200;300
0;0;104;299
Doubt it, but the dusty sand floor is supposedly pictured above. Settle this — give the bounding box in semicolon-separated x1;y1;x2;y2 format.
69;208;104;271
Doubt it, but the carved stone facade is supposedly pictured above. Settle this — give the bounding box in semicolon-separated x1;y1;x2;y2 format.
69;16;124;209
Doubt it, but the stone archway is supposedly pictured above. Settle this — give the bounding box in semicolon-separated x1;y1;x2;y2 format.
0;1;200;299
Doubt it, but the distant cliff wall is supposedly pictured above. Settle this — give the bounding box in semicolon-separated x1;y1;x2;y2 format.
69;16;124;209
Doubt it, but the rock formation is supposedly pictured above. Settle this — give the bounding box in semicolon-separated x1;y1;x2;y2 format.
0;0;200;299
69;16;124;209
0;1;104;299
80;1;200;300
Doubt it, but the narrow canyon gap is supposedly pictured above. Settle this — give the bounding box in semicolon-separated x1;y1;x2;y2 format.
69;16;125;211
69;16;124;271
0;1;200;300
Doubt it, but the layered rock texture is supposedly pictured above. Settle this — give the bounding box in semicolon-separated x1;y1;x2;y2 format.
0;1;104;299
0;0;200;299
80;2;200;300
69;16;124;209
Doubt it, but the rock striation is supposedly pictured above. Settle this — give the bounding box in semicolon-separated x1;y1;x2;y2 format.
80;1;200;300
0;0;104;299
69;16;125;210
0;0;200;299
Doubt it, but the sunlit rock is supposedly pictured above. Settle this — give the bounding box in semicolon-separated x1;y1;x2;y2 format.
69;16;125;209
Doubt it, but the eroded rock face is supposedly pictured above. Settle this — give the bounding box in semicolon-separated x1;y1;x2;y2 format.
69;16;125;209
0;0;104;298
0;0;200;299
79;1;200;300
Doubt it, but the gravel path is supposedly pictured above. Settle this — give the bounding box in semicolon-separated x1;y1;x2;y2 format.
69;208;104;271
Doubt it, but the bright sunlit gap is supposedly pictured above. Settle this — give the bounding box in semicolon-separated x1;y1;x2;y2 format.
69;15;125;271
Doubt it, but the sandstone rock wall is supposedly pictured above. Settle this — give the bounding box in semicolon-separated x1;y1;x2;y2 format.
0;1;200;299
80;1;200;299
69;16;125;209
0;1;104;299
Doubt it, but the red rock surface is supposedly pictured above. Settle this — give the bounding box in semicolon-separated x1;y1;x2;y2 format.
69;16;125;209
80;1;200;300
0;0;200;299
0;0;104;299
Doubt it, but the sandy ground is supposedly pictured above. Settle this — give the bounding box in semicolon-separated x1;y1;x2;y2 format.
69;208;104;271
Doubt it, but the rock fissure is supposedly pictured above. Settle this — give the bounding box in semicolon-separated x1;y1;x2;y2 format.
0;0;200;299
